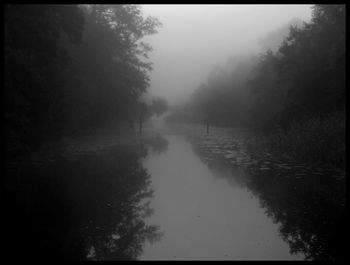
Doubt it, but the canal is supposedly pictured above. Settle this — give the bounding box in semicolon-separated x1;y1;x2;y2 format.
4;124;345;260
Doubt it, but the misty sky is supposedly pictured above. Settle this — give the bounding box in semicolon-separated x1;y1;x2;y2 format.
141;5;313;105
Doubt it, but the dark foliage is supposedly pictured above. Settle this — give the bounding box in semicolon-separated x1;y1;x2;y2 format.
166;5;345;166
169;5;345;131
5;4;163;157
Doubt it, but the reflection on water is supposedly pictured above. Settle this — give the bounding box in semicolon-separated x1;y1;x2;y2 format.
4;128;345;260
145;134;169;155
247;169;345;261
189;129;346;261
141;135;301;260
4;143;162;260
141;130;345;260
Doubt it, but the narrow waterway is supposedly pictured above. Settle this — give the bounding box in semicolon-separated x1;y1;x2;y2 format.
4;124;345;260
140;134;303;260
138;122;345;260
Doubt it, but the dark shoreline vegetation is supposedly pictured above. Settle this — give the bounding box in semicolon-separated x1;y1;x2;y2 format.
245;110;346;170
166;5;345;169
4;5;167;260
4;4;346;261
5;4;345;167
5;5;167;159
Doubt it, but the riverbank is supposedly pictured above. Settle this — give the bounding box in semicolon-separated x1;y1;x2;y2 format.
4;124;163;167
245;111;345;171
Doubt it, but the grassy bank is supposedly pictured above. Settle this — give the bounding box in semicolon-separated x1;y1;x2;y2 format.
246;111;345;170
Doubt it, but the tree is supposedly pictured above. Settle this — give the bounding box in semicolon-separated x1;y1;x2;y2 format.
247;50;287;129
61;5;161;132
5;4;162;155
5;5;85;154
277;4;345;124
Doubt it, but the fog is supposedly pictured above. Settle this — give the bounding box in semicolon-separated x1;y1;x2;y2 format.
5;4;345;261
142;5;312;104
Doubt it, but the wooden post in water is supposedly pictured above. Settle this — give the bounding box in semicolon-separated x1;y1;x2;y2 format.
206;121;209;135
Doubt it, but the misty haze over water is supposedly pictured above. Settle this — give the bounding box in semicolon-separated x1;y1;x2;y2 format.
141;4;312;104
4;4;345;261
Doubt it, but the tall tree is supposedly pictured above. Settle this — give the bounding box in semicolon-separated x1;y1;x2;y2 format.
5;5;85;153
61;5;161;132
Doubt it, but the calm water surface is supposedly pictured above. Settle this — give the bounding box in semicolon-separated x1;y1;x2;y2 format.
4;124;345;260
139;124;345;260
141;134;303;260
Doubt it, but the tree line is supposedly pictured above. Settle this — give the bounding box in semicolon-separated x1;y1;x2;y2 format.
5;4;166;157
167;5;345;131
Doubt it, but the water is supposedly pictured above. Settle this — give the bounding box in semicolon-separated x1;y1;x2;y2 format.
4;124;345;260
139;124;345;260
141;134;303;260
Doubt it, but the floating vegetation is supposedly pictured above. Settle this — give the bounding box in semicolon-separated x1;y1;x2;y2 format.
188;126;345;192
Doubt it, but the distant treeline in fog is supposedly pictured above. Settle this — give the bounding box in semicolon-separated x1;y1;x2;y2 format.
167;5;345;130
5;5;168;157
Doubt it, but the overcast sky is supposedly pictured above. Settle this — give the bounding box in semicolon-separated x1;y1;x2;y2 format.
141;5;313;105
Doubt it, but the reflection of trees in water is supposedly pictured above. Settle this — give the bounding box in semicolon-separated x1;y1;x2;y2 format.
247;171;345;261
190;141;249;188
146;134;169;155
190;138;345;260
4;144;162;260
